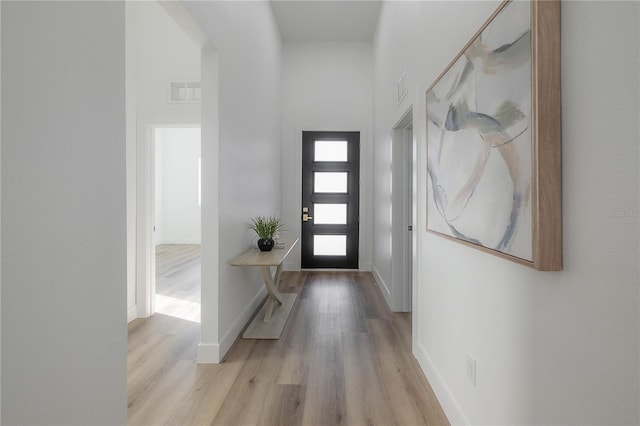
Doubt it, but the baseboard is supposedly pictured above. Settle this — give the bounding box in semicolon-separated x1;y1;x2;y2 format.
371;264;392;309
300;268;360;272
415;342;469;425
217;286;268;361
283;261;299;271
283;262;372;272
359;262;372;272
197;342;220;364
127;304;138;323
283;262;371;272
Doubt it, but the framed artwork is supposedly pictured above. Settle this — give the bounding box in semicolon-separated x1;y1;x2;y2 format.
426;0;562;271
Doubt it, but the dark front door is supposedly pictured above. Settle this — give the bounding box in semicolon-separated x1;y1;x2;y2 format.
301;131;360;269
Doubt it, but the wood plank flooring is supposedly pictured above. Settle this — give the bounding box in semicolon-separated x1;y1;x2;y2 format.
128;246;449;426
156;244;201;303
155;244;201;322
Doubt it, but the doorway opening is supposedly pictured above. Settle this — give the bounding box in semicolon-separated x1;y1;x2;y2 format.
391;108;414;312
153;127;201;323
300;131;360;269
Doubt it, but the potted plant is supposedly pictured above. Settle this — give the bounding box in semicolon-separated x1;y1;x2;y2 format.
248;216;285;251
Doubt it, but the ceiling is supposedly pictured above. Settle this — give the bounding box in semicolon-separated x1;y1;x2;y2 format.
270;1;382;42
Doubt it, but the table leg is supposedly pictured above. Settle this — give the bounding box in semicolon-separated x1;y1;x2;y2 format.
261;265;284;322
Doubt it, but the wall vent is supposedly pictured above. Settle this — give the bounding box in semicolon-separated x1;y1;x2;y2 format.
168;81;201;103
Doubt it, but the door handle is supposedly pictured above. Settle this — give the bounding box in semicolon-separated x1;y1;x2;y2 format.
302;213;313;222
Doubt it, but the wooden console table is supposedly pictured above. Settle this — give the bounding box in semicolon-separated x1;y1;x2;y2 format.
230;237;298;339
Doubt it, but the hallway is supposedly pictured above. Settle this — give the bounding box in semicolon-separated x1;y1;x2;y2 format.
128;268;448;425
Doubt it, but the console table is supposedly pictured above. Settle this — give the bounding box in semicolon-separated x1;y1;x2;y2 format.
230;237;298;339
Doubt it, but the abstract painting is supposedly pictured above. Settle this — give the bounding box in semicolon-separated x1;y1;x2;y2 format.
426;0;562;270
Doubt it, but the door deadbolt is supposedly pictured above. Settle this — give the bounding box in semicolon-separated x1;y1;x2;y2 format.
302;213;313;222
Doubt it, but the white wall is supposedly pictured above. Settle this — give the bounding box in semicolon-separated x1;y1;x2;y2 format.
373;1;639;424
126;1;201;321
125;1;139;323
154;127;201;244
282;41;373;270
0;1;3;415
1;2;127;424
133;2;201;125
183;1;283;362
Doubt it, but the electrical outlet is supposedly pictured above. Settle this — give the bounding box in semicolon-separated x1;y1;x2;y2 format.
466;353;477;387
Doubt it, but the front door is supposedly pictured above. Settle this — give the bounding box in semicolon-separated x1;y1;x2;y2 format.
301;131;360;269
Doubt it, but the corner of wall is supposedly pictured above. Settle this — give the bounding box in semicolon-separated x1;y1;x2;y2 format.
127;305;138;323
371;264;392;308
217;286;267;360
283;261;299;272
197;342;221;364
199;286;267;364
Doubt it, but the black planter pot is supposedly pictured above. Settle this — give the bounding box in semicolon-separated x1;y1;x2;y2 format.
257;238;274;252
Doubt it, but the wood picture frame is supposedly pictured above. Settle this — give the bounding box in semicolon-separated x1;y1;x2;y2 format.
425;0;562;271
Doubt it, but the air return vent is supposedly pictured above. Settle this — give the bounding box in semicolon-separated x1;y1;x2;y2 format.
168;81;201;103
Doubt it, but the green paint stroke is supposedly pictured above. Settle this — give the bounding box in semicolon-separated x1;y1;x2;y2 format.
494;100;525;128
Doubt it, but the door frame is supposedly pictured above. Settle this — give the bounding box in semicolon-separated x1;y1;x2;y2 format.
285;126;372;271
136;124;201;319
300;131;360;269
391;107;414;312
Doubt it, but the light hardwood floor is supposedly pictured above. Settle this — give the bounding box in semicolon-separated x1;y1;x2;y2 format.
155;244;201;322
128;245;449;425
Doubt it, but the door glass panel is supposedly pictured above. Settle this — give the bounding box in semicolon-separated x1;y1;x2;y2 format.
313;235;347;256
315;140;348;162
314;172;347;193
314;203;347;224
